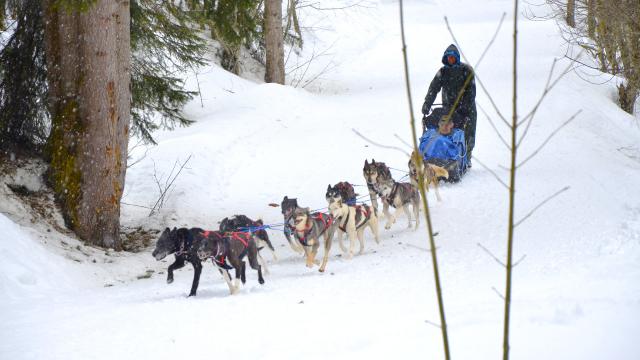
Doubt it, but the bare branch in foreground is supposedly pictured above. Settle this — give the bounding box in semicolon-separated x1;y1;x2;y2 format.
478;103;511;150
517;110;581;168
473;157;510;190
351;128;411;156
478;242;506;267
514;186;570;228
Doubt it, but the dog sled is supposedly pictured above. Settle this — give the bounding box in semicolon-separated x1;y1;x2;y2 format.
419;107;470;182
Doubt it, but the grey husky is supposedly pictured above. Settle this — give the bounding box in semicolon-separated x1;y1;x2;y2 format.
377;178;421;230
362;159;392;220
291;207;336;272
281;196;305;254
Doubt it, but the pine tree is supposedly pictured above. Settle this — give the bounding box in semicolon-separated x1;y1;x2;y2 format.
0;1;48;154
130;0;208;144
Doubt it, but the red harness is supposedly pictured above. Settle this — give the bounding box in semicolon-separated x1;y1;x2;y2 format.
296;213;333;246
227;231;250;248
200;230;231;268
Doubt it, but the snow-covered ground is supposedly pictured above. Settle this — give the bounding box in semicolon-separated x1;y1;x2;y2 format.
2;1;640;359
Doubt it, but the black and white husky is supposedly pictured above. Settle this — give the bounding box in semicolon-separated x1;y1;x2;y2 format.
326;185;379;258
377;178;421;230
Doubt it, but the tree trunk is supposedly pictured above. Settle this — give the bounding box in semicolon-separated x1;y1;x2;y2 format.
43;0;130;249
587;0;596;38
265;0;285;84
566;0;575;27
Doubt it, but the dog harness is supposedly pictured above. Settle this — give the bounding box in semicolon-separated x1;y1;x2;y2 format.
384;182;415;208
175;230;196;256
295;213;333;246
337;204;371;232
199;230;232;269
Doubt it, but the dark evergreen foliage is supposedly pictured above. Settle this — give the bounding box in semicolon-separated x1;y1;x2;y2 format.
0;1;48;153
131;0;208;144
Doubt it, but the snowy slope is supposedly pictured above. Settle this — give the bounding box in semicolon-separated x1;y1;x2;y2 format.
2;1;640;359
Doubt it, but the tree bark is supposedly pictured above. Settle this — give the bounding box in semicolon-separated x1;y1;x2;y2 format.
566;0;575;27
43;0;130;249
587;0;596;38
265;0;285;84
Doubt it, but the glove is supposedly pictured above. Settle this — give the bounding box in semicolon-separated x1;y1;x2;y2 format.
421;102;431;115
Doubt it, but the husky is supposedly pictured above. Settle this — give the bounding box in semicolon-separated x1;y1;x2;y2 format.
197;230;264;295
291;207;336;272
408;150;449;201
152;227;218;297
281;196;305;254
377;178;421;230
326;184;379;258
328;181;357;205
220;215;277;262
362;159;392;219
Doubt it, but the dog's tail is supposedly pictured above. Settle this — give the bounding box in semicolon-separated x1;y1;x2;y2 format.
430;164;449;179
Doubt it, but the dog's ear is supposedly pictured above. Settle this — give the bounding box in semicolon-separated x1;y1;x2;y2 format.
256;219;264;225
364;159;369;166
327;184;332;191
372;158;376;164
283;196;288;201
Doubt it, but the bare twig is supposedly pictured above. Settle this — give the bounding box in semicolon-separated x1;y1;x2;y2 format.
424;320;442;329
473;157;510;190
514;186;570;228
149;155;193;216
516;57;575;147
478;103;510;150
477;242;506;267
393;133;414;150
503;1;520;358
400;1;450;358
121;201;154;210
351;128;411;156
517;110;581;168
127;139;151;169
492;286;506;300
513;254;527;267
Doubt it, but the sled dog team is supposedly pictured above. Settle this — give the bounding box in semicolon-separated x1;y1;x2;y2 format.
152;157;449;296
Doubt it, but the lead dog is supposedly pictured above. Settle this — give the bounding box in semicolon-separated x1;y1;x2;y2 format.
408;150;449;201
377;177;421;230
152;227;213;297
363;159;392;220
291;207;336;272
326;184;379;258
197;230;264;295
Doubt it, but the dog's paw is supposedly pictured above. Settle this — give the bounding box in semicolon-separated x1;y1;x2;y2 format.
259;278;265;285
188;292;196;297
166;277;174;284
384;223;392;230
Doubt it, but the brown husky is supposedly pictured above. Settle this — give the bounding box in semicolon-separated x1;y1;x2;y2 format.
408;150;449;201
291;208;336;272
